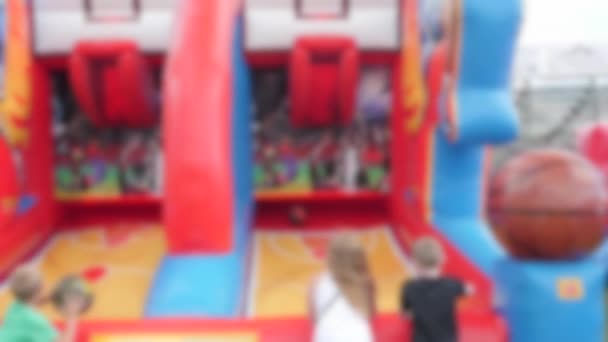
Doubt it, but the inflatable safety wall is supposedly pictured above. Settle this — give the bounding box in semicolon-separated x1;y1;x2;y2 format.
0;0;53;279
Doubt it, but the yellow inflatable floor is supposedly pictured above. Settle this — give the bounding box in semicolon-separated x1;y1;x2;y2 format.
248;226;410;318
0;224;409;323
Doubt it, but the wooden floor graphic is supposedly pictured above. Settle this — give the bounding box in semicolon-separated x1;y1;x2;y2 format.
0;224;409;322
0;223;166;320
248;227;410;318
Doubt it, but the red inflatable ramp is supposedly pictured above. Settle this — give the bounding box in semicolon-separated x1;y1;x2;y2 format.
290;37;359;128
162;0;236;253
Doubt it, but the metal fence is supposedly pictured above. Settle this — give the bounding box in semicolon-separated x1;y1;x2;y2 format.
492;76;608;168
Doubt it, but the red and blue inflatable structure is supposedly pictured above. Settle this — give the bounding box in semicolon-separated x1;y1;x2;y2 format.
0;0;606;341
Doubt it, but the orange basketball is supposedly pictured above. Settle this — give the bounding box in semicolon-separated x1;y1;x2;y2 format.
489;150;607;260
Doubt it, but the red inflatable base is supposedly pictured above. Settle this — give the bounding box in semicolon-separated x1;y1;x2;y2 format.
77;312;506;342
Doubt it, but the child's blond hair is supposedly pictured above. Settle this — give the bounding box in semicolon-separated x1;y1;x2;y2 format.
9;265;42;303
328;234;374;318
412;237;445;269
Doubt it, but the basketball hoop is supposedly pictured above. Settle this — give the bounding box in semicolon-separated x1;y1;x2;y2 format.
84;0;140;22
296;0;349;19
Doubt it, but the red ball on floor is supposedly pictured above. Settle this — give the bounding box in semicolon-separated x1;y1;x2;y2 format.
289;205;308;226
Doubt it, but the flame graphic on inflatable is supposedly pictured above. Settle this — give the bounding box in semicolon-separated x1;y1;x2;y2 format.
0;0;32;148
401;0;427;134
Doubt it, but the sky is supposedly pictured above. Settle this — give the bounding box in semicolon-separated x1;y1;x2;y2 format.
521;0;608;46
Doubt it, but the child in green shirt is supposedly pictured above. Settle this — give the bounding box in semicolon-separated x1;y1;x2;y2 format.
0;265;84;342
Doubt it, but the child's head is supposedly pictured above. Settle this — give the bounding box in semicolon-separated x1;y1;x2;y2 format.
9;265;44;305
412;237;445;274
328;234;369;281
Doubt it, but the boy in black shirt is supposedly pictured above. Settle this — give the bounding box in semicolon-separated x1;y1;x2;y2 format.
400;237;474;342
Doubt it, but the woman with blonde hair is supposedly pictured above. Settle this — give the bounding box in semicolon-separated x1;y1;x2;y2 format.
309;234;376;342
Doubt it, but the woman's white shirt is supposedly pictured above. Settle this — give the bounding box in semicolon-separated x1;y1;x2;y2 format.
311;272;374;342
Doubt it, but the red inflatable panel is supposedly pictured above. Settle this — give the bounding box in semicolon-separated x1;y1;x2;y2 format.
0;137;18;228
69;50;107;126
290;37;359;128
118;48;159;128
69;41;158;128
579;123;608;174
101;64;125;126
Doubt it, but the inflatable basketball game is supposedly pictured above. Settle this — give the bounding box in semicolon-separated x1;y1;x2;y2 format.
0;0;605;341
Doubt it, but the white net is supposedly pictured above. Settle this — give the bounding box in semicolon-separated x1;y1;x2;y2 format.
299;0;345;17
494;45;608;169
86;0;139;21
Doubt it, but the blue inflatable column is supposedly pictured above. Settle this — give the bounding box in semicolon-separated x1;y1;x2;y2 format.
496;260;605;342
431;0;521;284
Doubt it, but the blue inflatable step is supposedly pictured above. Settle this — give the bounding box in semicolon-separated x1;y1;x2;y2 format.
145;253;246;318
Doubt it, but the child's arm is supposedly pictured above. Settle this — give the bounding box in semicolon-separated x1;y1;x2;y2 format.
57;317;78;342
402;308;412;319
399;283;413;318
464;282;476;296
452;279;475;298
56;294;85;342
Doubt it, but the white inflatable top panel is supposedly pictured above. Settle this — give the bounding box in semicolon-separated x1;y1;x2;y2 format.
245;0;401;51
32;0;180;55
